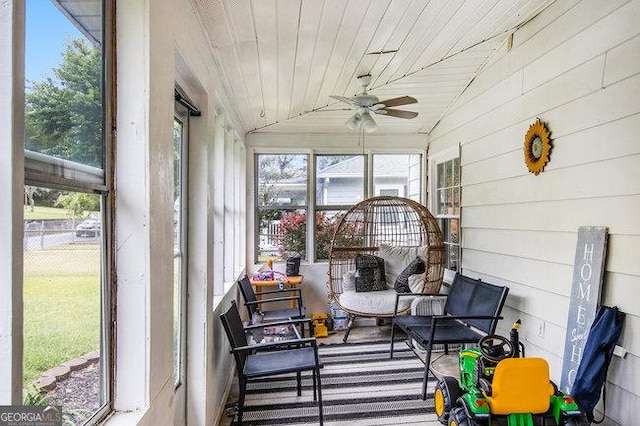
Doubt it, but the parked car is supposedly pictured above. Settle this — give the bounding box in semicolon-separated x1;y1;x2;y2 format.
76;218;101;238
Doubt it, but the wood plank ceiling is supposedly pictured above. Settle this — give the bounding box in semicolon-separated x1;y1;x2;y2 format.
57;0;556;136
194;0;555;136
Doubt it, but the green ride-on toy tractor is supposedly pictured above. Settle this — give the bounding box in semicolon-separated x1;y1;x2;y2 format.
433;321;589;426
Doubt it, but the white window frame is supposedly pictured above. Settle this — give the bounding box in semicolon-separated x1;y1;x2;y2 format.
1;0;114;418
253;150;424;263
254;153;310;262
173;104;189;390
429;145;461;283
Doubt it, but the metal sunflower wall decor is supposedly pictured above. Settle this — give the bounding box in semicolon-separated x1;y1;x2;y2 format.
524;119;552;175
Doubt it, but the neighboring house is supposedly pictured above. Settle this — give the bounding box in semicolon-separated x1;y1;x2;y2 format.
268;154;421;206
316;155;418;202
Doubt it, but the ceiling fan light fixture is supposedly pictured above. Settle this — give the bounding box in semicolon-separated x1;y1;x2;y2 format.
345;114;361;131
361;112;377;133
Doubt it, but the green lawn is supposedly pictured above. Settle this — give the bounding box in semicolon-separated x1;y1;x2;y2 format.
23;205;73;221
23;245;101;385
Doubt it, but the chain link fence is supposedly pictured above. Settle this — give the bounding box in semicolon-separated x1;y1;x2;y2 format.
24;218;101;275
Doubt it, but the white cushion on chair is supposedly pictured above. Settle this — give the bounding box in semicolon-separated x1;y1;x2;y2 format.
339;289;413;316
342;270;356;291
378;245;428;293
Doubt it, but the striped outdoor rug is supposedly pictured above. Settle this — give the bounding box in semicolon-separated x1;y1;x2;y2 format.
232;341;439;425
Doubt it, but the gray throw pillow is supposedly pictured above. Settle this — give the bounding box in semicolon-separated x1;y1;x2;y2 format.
355;254;387;292
394;257;426;293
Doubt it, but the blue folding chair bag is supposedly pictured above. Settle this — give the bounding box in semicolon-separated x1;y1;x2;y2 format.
571;305;625;423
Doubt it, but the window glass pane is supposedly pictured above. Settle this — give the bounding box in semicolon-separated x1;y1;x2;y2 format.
173;119;182;256
173;257;182;384
453;157;460;186
25;0;105;184
258;209;307;261
373;154;421;200
316;155;364;206
445;188;453;215
453;187;460;215
257;155;307;207
314;210;343;261
23;187;104;422
437;188;446;215
439;218;459;271
445;160;453;187
434;155;461;271
172;117;184;387
437;162;445;189
449;218;459;245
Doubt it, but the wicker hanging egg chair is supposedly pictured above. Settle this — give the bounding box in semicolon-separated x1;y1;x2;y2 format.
327;196;445;342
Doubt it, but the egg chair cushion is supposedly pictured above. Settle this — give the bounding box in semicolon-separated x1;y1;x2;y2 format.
342;270;357;291
339;289;413;316
379;245;428;293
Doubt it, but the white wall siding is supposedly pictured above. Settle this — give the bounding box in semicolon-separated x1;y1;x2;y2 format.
429;0;640;423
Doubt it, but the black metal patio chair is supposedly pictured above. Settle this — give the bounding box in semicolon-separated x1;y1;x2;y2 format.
237;275;305;323
390;273;509;399
220;301;323;425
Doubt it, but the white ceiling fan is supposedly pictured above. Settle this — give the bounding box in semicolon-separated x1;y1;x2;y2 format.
330;74;418;133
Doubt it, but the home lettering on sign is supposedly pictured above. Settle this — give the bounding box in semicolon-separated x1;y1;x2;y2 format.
560;226;608;393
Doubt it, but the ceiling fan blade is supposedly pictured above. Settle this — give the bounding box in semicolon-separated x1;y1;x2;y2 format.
375;108;418;119
314;108;353;112
378;96;418;107
329;95;359;106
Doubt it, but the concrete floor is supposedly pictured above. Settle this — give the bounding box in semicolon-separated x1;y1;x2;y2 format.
218;322;460;425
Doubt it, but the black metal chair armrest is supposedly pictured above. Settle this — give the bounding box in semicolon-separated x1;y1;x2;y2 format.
232;337;317;354
431;314;503;323
255;288;302;296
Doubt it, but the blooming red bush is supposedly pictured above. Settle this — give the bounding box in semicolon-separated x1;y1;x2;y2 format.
278;211;339;260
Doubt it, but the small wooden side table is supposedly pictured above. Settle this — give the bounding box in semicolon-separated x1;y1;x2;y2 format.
250;275;304;308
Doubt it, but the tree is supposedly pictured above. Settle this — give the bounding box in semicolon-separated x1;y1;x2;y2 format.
55;192;100;218
25;37;103;168
316;155;345;170
24;186;36;211
23;186;60;209
257;155;306;206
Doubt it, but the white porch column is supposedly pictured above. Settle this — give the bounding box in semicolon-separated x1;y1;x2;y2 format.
223;128;234;282
185;95;215;426
212;114;226;296
115;0;175;415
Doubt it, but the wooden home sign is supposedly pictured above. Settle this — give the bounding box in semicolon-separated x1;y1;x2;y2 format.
560;226;608;393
